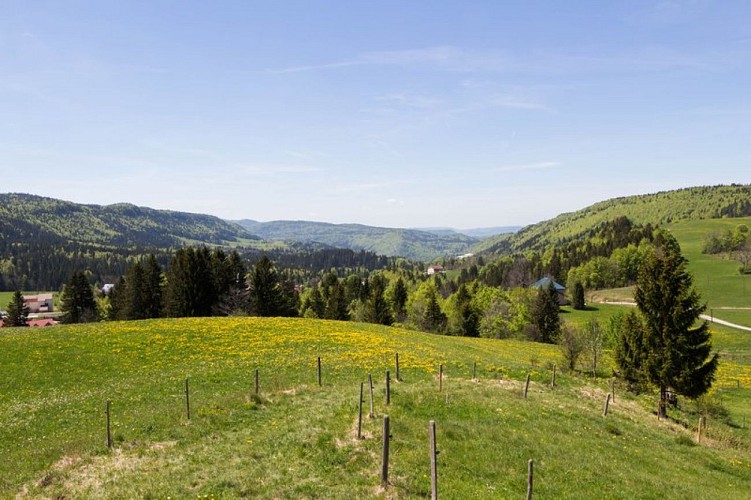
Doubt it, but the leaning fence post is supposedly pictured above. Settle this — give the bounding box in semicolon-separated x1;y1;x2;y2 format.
105;400;113;449
527;459;534;500
524;373;531;399
429;420;438;500
357;382;364;439
368;373;375;418
185;377;191;420
381;415;391;487
603;393;611;417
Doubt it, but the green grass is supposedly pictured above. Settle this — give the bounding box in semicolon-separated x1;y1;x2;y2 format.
1;317;750;498
591;218;751;327
669;217;751;311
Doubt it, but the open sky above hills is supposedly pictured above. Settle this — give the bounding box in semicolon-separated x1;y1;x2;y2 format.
2;1;751;228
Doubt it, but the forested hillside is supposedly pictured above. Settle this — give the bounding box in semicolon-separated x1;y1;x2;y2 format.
0;193;256;247
477;184;751;255
234;219;478;261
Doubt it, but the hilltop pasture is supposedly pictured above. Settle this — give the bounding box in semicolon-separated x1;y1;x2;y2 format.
1;317;750;498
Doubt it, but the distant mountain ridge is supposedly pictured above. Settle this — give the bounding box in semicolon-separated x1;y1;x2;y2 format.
0;193;258;248
233;219;480;261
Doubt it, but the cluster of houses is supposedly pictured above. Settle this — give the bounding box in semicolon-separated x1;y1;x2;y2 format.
0;293;57;328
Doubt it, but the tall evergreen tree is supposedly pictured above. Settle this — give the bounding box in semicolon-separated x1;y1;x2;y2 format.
123;262;147;320
572;282;586;310
391;276;408;323
423;286;447;333
108;276;127;320
163;248;215;317
60;271;97;324
5;290;29;327
249;256;287;317
324;279;349;321
453;284;480;337
142;254;164;319
632;243;719;417
530;282;560;343
614;310;647;392
365;274;392;325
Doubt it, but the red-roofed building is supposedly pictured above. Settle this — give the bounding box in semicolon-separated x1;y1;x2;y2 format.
24;293;54;314
28;318;56;327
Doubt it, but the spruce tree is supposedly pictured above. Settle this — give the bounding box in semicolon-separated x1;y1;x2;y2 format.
391;277;408;323
5;290;29;327
633;242;719;417
531;282;560;343
142;254;164;319
60;271;97;324
572;282;586;310
249;256;284;317
423;287;447;333
614;310;647;392
365;274;392;325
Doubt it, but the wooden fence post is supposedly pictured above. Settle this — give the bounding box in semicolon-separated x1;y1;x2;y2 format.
697;416;706;443
603;393;611;417
381;415;390;487
255;368;259;395
357;382;364;440
551;364;556;388
368;373;375;418
524;373;531;399
185;377;191;420
105;400;113;449
527;459;534;500
317;357;322;387
386;370;391;405
472;361;477;380
439;364;443;392
395;352;400;382
429;420;438;500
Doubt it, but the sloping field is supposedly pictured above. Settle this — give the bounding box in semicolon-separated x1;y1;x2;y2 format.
1;318;750;498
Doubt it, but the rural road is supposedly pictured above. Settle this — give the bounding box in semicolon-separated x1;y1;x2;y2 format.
598;301;751;332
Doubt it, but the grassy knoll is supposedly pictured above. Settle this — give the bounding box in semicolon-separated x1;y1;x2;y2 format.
668;217;751;311
2;318;751;498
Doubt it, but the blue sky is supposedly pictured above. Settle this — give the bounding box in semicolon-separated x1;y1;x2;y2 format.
2;1;750;228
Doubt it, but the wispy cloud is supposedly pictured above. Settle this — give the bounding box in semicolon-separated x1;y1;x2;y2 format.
236;163;322;175
488;94;551;111
262;44;712;77
262;46;512;75
495;161;562;172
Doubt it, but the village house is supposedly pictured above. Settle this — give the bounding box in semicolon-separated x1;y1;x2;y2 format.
23;293;54;314
530;276;569;306
427;265;445;275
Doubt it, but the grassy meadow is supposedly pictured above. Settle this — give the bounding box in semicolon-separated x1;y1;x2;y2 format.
668;217;751;311
2;316;750;498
